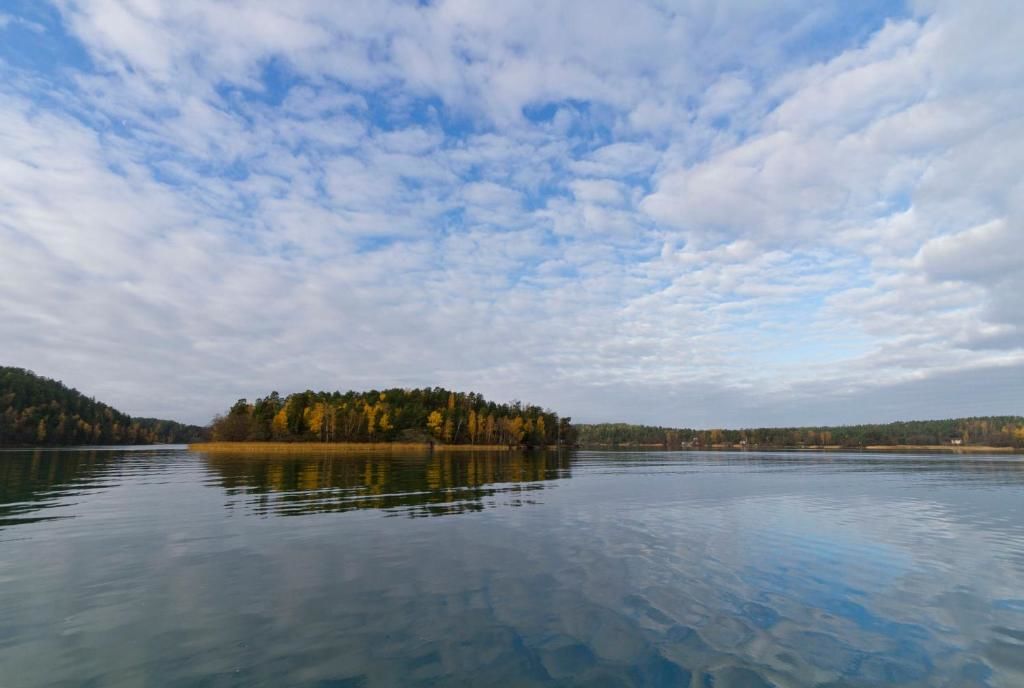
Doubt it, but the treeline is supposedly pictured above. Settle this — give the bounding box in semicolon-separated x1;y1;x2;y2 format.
575;423;691;447
0;367;207;447
210;387;577;447
577;416;1024;449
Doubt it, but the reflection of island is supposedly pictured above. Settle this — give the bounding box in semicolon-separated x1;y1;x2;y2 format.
0;449;113;527
199;449;572;518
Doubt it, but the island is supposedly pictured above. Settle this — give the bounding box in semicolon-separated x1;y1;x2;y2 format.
203;388;576;451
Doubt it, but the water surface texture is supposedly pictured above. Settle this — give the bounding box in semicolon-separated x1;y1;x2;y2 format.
2;447;1023;687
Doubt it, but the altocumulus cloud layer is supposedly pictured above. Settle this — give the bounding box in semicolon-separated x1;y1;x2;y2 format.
0;0;1021;426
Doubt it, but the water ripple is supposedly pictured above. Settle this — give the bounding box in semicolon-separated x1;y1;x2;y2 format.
2;447;1024;686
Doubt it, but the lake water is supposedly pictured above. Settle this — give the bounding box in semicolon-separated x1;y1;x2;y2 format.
2;447;1023;687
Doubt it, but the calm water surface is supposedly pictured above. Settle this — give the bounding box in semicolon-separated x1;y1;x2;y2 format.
2;447;1023;687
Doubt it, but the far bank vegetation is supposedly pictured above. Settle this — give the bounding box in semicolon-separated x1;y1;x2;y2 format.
576;417;1024;450
1;367;206;447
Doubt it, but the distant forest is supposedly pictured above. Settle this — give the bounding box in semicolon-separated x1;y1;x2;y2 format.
0;367;207;447
5;364;1021;451
210;388;577;447
577;417;1024;449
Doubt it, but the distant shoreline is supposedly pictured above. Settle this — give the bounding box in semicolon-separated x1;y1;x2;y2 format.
579;443;1024;454
859;444;1021;453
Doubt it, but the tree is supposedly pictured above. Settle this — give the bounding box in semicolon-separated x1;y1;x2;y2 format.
272;409;288;438
443;416;454;443
364;403;379;438
427;410;444;439
308;403;327;442
508;417;525;445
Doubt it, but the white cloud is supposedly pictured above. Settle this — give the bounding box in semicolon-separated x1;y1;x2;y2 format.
0;0;1021;425
571;142;661;178
918;219;1019;283
570;179;627;207
699;74;754;121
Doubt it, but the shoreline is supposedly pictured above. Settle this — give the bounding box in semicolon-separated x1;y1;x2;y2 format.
188;441;544;453
191;442;1024;455
578;444;1023;454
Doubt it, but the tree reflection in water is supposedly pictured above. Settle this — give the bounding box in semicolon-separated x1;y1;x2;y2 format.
199;449;572;517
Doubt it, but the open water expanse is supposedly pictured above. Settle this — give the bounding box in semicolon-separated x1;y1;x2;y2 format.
1;447;1023;687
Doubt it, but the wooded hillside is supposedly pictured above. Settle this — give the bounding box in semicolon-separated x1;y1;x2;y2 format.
0;367;207;446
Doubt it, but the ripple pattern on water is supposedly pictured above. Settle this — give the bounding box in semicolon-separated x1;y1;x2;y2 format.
1;448;1023;686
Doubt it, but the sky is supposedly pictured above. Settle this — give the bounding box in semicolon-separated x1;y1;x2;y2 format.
0;0;1021;427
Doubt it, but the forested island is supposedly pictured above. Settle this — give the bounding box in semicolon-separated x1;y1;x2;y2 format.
0;367;207;446
577;418;1024;450
208;388;577;448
